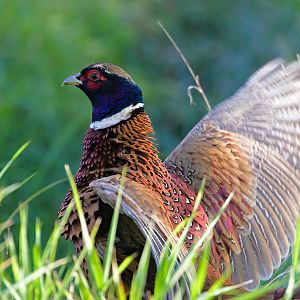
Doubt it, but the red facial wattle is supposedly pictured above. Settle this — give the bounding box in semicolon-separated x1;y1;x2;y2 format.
81;69;107;90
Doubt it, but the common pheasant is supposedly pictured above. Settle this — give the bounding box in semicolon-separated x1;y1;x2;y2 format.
58;59;300;297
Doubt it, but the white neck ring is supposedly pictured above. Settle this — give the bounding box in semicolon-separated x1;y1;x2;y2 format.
90;103;144;130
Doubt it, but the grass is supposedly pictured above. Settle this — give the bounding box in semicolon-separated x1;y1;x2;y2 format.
1;144;300;299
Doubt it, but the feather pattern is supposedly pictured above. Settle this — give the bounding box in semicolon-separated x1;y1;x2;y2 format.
90;175;194;298
58;111;209;292
166;58;300;289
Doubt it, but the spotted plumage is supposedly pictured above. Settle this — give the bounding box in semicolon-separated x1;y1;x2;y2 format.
58;112;208;258
59;59;300;296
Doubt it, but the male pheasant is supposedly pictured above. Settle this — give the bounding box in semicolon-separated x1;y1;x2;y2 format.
58;59;300;296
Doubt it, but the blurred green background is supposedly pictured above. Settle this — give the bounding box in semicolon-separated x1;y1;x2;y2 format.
1;0;300;255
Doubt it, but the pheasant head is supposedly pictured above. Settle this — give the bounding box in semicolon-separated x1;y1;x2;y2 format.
62;63;144;129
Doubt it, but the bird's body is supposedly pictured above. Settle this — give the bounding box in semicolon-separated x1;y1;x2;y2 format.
58;111;208;272
58;59;300;297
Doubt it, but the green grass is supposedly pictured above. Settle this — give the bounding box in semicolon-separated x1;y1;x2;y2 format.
1;144;300;299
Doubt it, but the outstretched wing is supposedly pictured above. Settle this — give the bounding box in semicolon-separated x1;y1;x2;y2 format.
90;175;194;295
165;58;300;289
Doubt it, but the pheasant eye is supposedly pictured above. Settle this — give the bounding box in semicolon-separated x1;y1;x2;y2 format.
90;72;100;81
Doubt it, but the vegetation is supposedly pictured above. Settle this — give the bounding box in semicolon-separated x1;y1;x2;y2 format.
1;145;300;299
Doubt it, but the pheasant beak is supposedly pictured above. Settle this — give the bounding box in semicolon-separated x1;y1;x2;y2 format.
61;74;82;87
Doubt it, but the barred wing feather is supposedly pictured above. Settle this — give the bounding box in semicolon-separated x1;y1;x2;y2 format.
165;58;300;289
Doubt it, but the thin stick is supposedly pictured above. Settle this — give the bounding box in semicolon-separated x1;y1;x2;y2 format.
157;21;212;112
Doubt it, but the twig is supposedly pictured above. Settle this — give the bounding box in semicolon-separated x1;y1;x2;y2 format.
157;21;212;112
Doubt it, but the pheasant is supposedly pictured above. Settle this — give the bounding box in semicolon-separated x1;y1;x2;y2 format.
58;59;300;297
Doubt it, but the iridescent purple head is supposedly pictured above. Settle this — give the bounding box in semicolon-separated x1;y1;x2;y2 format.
62;63;144;130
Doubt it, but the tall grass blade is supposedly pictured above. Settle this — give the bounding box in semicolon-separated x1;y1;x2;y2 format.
169;191;234;289
103;167;127;281
19;206;30;277
284;211;300;299
1;258;68;297
9;178;66;220
0;173;36;205
42;197;74;262
0;141;31;180
190;241;210;299
1;277;21;300
129;239;151;300
64;164;92;252
155;178;207;297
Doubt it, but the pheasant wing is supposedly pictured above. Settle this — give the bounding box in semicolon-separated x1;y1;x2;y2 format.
165;58;300;289
90;175;179;261
90;175;194;292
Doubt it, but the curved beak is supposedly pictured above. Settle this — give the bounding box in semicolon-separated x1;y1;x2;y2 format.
61;74;82;87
